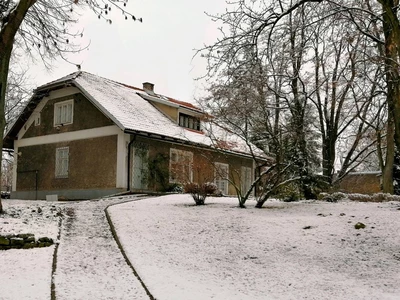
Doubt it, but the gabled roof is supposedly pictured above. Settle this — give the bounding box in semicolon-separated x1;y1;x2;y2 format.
4;71;265;159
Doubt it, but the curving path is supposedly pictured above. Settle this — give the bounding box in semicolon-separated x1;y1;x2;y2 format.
52;196;150;300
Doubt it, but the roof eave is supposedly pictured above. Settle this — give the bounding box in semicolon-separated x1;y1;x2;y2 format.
138;92;180;108
123;128;267;160
2;80;77;149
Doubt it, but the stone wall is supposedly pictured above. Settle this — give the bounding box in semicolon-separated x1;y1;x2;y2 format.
0;233;54;250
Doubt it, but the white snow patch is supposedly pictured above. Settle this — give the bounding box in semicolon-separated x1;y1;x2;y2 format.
0;247;54;300
0;200;59;300
109;195;400;300
0;200;60;239
2;196;400;300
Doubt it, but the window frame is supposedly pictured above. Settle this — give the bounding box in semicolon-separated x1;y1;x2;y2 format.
214;162;229;195
169;148;193;183
178;113;201;131
241;166;253;193
54;99;74;127
55;147;69;178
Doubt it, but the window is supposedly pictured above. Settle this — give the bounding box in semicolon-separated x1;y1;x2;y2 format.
54;100;73;126
34;113;41;126
215;163;229;195
169;148;193;183
55;147;69;178
179;113;200;131
241;166;253;193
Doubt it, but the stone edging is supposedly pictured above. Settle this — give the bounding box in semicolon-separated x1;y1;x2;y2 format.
105;196;157;300
0;233;54;250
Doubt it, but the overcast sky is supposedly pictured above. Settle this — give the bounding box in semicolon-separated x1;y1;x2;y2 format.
27;0;228;103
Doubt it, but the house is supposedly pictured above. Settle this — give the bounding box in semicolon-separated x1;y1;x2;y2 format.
3;71;264;200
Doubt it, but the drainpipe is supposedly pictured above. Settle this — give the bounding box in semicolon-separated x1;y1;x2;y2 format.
127;135;137;191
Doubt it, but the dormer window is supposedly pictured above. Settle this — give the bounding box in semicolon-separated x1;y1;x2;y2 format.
54;100;73;126
179;113;200;131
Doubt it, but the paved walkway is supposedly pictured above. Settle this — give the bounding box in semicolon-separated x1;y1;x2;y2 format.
53;196;150;300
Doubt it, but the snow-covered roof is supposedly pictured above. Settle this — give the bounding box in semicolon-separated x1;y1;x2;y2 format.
5;71;266;159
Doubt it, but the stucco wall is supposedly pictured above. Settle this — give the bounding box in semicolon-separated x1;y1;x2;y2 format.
152;102;178;121
16;135;118;194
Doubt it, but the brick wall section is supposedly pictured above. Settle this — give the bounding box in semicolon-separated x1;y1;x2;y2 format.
338;173;381;194
17;135;117;191
133;136;254;195
23;93;114;138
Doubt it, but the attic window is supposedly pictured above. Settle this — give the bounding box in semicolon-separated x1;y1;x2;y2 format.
179;113;200;131
54;100;73;126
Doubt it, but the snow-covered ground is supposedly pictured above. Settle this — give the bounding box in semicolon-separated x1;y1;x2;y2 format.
109;195;400;300
0;197;148;300
53;198;148;300
0;200;60;300
1;195;400;300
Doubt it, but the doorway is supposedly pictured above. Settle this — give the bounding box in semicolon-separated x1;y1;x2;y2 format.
131;145;149;190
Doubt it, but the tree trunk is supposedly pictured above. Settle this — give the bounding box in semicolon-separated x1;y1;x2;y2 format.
255;201;263;209
379;0;400;157
382;117;395;193
255;193;269;208
0;0;37;210
0;49;13;213
376;0;399;195
0;46;12;213
322;134;336;184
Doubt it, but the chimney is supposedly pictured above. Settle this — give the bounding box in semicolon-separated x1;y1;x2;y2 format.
142;82;155;94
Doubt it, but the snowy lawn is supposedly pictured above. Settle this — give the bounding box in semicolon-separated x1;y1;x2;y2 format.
0;200;60;300
0;197;148;300
109;194;400;300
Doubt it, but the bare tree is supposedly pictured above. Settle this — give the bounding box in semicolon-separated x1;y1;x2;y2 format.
199;0;400;195
200;1;323;200
5;53;31;131
199;52;302;207
308;13;387;185
0;53;31;210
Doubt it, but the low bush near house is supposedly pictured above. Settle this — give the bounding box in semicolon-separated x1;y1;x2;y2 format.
184;182;218;205
203;182;218;195
348;193;400;202
320;192;400;203
321;192;347;202
167;183;184;193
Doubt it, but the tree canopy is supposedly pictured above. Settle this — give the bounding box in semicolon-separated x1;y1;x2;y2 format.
200;0;400;200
